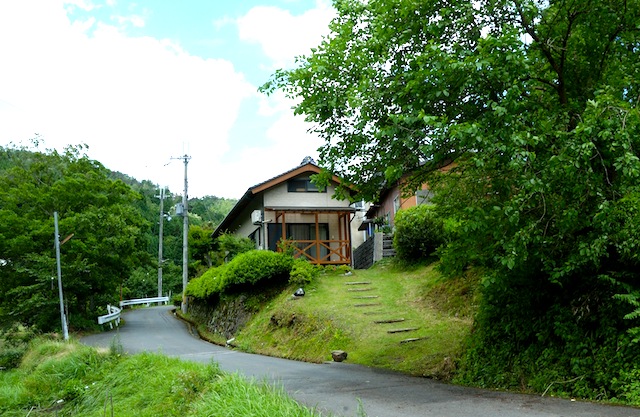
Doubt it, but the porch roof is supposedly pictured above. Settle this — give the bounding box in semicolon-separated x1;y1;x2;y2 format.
265;206;356;213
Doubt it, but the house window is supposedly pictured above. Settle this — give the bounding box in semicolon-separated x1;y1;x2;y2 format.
287;178;325;193
416;189;434;205
393;195;400;214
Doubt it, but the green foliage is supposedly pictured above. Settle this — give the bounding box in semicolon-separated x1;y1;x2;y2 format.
188;195;237;229
223;250;294;290
216;233;255;263
393;205;446;261
277;238;297;257
0;144;149;331
454;271;640;401
289;259;321;287
0;338;320;417
186;264;229;301
187;251;295;300
0;324;38;370
265;0;640;397
189;224;216;272
122;267;158;300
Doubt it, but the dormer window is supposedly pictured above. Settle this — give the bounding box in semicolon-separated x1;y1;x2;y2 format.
287;178;325;192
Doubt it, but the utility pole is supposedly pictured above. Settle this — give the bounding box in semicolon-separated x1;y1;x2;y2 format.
53;212;69;341
157;187;166;305
172;154;191;314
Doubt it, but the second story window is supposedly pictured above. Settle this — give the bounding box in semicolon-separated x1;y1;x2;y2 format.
287;178;325;193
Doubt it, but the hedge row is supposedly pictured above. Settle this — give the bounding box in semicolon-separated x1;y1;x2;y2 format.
186;250;295;300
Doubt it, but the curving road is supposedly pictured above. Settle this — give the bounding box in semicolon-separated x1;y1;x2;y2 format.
81;306;640;417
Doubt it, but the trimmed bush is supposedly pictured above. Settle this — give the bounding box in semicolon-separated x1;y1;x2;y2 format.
187;250;295;300
224;250;294;289
186;264;228;300
393;205;446;261
289;259;321;286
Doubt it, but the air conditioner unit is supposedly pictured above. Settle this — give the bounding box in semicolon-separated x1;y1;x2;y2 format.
251;210;262;225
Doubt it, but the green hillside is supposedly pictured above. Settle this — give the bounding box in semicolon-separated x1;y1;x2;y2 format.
193;261;478;380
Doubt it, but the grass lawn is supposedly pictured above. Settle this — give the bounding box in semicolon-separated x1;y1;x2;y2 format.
0;338;322;417
233;260;479;379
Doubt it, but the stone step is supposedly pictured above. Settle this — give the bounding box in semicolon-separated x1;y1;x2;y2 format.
400;337;429;344
354;303;382;307
362;311;386;315
345;281;372;285
374;318;405;324
352;295;379;299
347;288;374;292
387;327;420;334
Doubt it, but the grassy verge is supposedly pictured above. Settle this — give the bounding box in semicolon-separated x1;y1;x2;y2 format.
0;337;321;417
228;260;478;379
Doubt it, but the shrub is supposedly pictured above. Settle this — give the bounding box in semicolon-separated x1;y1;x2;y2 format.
0;346;26;369
393;205;446;261
186;264;228;300
224;250;294;289
289;259;321;286
187;251;295;300
0;323;38;370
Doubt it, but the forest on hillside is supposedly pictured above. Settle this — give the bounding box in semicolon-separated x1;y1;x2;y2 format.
0;143;236;331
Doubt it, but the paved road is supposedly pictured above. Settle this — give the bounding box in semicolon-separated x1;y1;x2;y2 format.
81;306;640;417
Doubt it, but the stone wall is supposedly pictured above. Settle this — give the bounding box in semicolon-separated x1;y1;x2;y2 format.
187;295;253;340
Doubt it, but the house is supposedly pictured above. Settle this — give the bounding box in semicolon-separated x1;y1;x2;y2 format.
361;161;455;234
352;162;455;269
212;159;364;265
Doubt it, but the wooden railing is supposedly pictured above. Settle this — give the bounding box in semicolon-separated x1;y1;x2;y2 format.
291;239;350;264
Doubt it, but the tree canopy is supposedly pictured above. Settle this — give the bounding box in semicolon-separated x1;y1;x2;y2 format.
0;142;238;331
265;0;640;395
266;0;640;287
0;144;150;330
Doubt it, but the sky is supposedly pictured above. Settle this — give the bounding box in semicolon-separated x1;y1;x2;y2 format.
0;0;336;198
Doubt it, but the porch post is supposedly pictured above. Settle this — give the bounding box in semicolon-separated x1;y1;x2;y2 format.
315;212;320;263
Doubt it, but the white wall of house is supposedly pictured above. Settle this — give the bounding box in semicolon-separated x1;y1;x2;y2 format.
263;182;345;208
224;196;263;240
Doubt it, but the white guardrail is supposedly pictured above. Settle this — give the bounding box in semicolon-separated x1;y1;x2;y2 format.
119;296;169;308
97;304;121;328
97;296;169;328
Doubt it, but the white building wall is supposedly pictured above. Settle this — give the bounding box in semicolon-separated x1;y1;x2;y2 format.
263;182;348;208
224;196;263;240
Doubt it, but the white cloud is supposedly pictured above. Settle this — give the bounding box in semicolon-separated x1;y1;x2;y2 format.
64;0;98;12
212;0;336;196
112;14;146;28
0;0;336;199
0;0;255;198
237;0;335;68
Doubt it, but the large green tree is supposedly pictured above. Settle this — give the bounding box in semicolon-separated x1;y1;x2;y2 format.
266;0;640;397
0;145;149;331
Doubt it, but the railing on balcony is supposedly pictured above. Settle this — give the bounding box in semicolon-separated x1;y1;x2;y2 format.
291;239;351;265
266;207;354;266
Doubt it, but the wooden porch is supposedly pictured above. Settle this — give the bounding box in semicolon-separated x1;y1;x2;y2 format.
266;207;354;265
